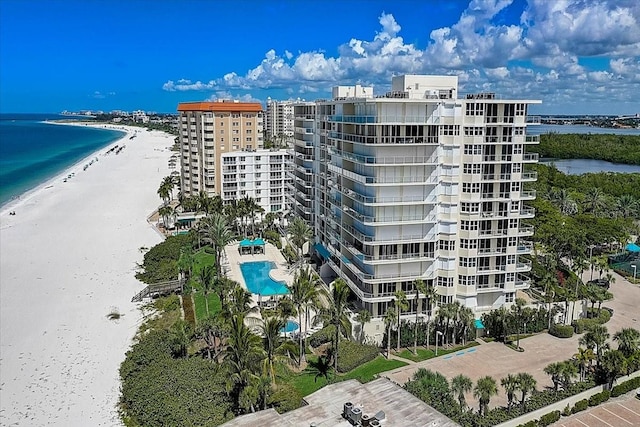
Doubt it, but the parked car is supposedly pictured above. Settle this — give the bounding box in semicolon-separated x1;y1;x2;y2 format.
587;279;610;289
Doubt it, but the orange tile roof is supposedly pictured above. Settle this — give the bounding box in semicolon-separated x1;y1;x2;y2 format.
177;102;263;112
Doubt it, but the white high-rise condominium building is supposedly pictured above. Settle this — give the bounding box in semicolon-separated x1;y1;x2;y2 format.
290;75;540;337
265;99;295;145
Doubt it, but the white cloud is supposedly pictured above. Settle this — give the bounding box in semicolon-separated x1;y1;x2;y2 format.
162;1;640;112
206;91;261;103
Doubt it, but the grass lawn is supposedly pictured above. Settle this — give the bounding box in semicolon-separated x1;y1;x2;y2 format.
192;248;215;277
396;342;479;362
282;355;408;398
193;292;222;320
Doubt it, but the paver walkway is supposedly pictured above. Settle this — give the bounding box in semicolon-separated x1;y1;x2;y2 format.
384;270;640;411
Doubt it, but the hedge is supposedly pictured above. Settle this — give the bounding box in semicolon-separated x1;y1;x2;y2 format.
549;324;574;338
573;309;611;333
588;390;610;406
264;230;282;249
336;340;379;373
611;376;640;397
516;421;538;427
538;410;561;427
182;295;196;327
309;325;335;348
572;399;589;414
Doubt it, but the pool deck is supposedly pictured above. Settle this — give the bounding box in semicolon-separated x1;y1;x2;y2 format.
225;240;294;303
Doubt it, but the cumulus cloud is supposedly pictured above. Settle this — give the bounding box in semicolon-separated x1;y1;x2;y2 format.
206;91;262;103
162;1;640;110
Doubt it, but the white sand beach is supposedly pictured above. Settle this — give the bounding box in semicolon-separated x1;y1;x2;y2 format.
0;124;174;426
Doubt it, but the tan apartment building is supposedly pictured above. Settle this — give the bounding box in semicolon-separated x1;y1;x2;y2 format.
177;101;264;198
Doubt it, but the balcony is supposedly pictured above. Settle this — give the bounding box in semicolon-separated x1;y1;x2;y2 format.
526;116;541;124
516;259;532;272
519;190;537;200
520;207;535;218
479;229;508;237
341;205;437;225
341;186;437;205
523;152;539;162
521;171;537;181
525;135;540;144
518;225;534;236
516;241;533;254
329;147;438;165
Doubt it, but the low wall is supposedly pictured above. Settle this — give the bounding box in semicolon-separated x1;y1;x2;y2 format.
495;369;640;427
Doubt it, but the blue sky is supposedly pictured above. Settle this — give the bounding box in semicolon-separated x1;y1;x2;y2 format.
1;0;639;115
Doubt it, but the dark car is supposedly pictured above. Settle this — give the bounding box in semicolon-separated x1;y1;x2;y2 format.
587;279;610;289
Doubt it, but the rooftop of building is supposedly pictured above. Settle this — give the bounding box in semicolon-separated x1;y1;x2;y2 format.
221;377;459;427
177;101;262;112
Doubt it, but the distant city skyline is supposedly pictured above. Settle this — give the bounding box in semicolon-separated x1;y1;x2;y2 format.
1;0;639;115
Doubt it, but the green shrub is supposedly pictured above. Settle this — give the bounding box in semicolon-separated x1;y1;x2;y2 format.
611;376;640;397
337;340;379;373
136;234;191;283
154;294;180;313
574;309;611;333
549;324;574;338
572;399;589;413
309;325;335;348
204;246;216;254
182;295;196;327
282;245;297;263
516;421;538;427
588;390;610;406
539;410;560;427
264;230;282;249
562;403;572;416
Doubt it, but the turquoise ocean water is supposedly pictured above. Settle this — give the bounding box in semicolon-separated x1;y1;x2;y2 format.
0;114;125;207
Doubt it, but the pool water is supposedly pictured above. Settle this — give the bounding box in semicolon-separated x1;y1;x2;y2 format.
240;261;290;296
280;320;300;333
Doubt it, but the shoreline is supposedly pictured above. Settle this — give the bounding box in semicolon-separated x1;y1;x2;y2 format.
0;121;128;212
0;124;174;425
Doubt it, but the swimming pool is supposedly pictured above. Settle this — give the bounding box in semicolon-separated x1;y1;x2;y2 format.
280;320;300;333
240;261;290;296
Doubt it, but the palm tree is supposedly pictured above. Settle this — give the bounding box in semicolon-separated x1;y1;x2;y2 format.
413;279;427;354
157;180;171;205
355;309;371;344
511;298;526;350
551;188;578;215
200;212;234;279
158;205;173;229
290;266;322;365
474;376;498;416
601;349;627;389
394;290;408;352
458;306;474;346
613;327;640;357
573;347;595;381
214;276;235;308
584;187;605;216
423;282;438;349
544;362;563;392
198;264;215;315
580;324;610;365
318;279;351;371
384;306;397;358
560;361;578;390
501;374;518;410
261;316;298;383
451;374;473;410
540;272;558;329
196;314;227;360
516;372;536;408
307;353;333;383
177;246;195;280
225;315;265;411
616;194;638;218
288;217;312;261
229;284;259;316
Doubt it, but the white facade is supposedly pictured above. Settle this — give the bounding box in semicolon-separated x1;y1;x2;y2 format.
265;99;295;144
289;75;541;327
221;149;293;214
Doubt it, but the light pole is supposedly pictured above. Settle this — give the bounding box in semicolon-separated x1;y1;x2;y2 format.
589;245;595;281
435;331;443;356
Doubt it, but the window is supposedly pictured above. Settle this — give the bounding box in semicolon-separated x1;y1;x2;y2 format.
460;220;478;231
233;121;239;126
463;183;481;193
465;103;484;116
508;237;517;246
512;163;522;173
437;277;454;287
506;272;516;282
460;238;478;249
464;144;482;155
246;129;252;134
461;202;480;213
463;164;481;174
464;126;484;136
441;125;460;136
507;255;516;264
459;257;477;267
458;275;476;286
505;292;515;303
246;121;252;126
509;219;519;229
515;103;526;116
513;144;523;154
439;240;456;251
511;182;521;192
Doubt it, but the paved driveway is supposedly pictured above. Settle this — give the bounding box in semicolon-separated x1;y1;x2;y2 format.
384;271;640;410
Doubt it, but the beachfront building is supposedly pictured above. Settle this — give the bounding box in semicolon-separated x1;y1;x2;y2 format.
265;98;295;146
177;101;264;199
291;75;540;339
286;101;318;222
221;149;293;214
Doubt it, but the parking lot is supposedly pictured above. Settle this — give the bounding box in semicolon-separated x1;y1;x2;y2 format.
552;395;640;427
